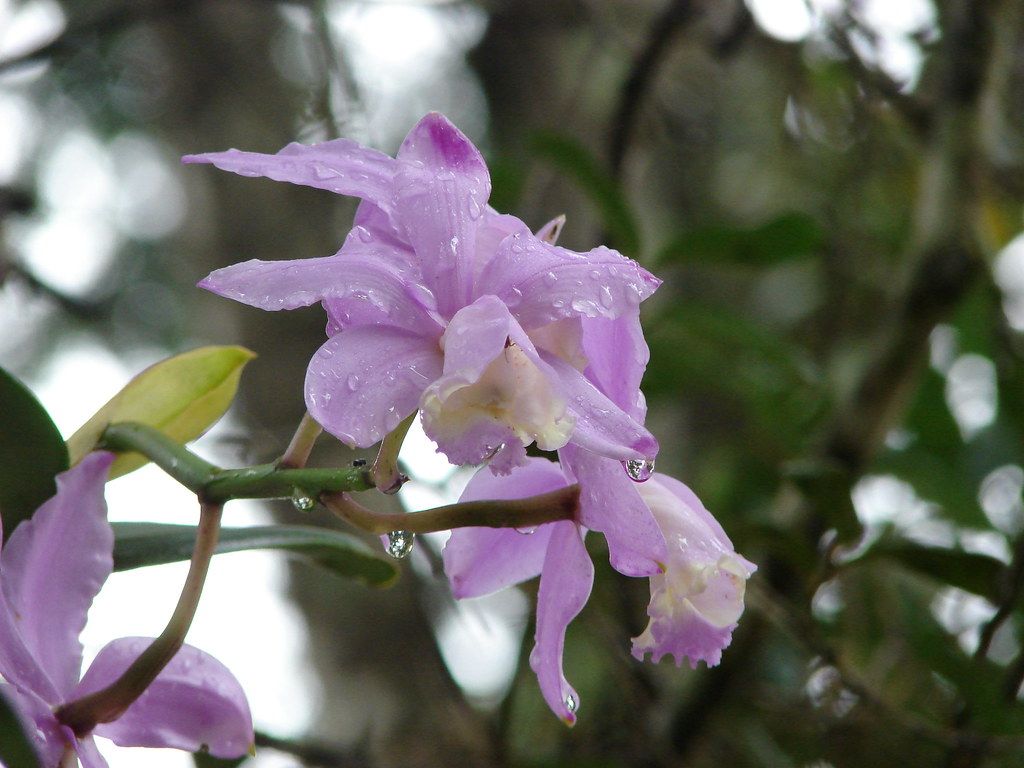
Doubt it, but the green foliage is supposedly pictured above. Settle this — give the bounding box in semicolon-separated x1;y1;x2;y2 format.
193;753;247;768
530;132;640;254
0;690;41;768
856;539;1004;599
112;522;399;587
67;346;256;479
655;212;824;267
0;366;68;543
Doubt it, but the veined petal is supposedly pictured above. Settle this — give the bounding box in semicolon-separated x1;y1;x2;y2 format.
542;353;657;463
80;639;253;759
182;138;396;211
199;242;439;335
443;459;568;598
528;521;593;725
630;475;755;668
560;445;666;578
305;326;442;447
476;232;660;330
421;295;574;470
581;313;649;421
2;452;114;699
394;113;491;317
1;684;66;767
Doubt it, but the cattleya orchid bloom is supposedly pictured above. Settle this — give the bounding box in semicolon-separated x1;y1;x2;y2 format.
185;112;659;474
444;310;754;723
0;452;254;767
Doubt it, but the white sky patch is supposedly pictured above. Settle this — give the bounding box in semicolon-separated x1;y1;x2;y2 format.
945;353;998;440
110;132;187;240
0;90;38;183
995;233;1024;331
0;0;64;61
979;465;1024;535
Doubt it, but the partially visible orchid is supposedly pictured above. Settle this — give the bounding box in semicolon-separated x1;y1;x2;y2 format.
0;452;254;767
185;113;660;475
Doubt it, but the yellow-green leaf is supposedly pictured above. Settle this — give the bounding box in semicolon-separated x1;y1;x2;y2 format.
67;346;256;479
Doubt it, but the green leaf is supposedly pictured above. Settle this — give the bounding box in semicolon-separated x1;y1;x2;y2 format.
858;540;1004;599
655;212;823;267
530;132;640;254
67;346;256;480
0;366;69;543
193;753;247;768
113;523;399;588
0;689;42;768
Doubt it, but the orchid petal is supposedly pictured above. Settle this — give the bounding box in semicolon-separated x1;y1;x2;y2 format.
443;459;567;598
305;326;442;447
199;243;438;334
183;138;396;212
542;353;657;463
1;684;66;767
420;295;573;469
0;593;58;705
476;232;660;330
80;638;253;759
560;445;666;577
2;452;114;698
581;313;649;421
528;521;593;725
630;476;755;668
75;737;110;768
394;113;491;317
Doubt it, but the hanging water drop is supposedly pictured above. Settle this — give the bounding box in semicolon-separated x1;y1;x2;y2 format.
564;694;578;714
623;458;655;482
386;530;415;559
291;489;315;512
516;526;537;535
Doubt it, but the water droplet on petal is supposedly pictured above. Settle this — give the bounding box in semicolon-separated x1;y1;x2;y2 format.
291;489;315;512
347;374;360;391
623;458;655;482
467;195;482;220
386;530;415;559
544;271;558;286
483;443;505;460
565;694;578;714
599;285;614;309
516;526;537;535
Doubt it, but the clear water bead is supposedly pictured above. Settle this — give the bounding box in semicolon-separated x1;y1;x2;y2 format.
623;458;655;482
386;530;415;559
291;489;315;512
564;694;578;714
515;526;537;535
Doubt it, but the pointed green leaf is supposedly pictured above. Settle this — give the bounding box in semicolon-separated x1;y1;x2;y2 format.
857;540;1004;599
0;690;41;768
112;523;399;587
0;366;69;542
67;346;256;480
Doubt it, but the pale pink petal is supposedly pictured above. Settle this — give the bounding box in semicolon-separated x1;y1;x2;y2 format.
0;595;58;704
79;639;253;759
2;452;114;698
542;353;658;463
183;138;396;212
630;475;755;668
420;296;573;469
305;326;443;447
528;521;593;725
580;313;649;421
199;243;439;335
393;113;491;317
560;445;666;577
443;459;567;598
475;232;660;330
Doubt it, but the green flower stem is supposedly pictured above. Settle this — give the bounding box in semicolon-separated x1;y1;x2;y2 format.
56;501;224;736
370;413;415;494
277;411;323;469
99;421;373;503
322;485;581;535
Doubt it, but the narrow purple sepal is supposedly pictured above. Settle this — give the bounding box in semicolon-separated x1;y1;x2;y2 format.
1;452;115;699
79;638;254;759
528;521;593;725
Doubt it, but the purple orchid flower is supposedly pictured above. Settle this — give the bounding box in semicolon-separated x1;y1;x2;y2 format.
0;452;254;767
443;303;754;722
184;113;660;474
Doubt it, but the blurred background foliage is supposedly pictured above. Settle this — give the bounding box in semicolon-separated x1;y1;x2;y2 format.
3;0;1024;766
